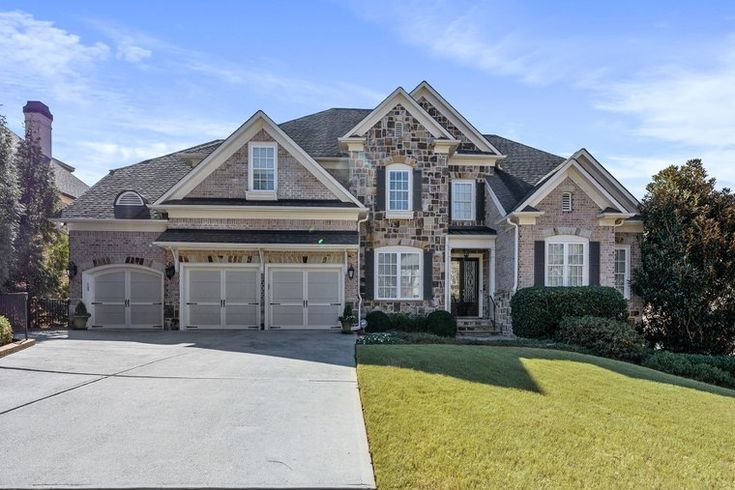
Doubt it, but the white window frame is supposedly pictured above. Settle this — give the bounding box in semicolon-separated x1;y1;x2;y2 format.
385;163;413;219
451;180;476;221
614;244;631;299
375;246;423;301
544;235;589;287
561;191;573;212
247;142;278;200
116;191;144;206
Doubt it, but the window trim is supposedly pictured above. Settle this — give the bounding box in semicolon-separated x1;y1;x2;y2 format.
247;142;278;197
544;235;589;287
385;163;413;218
374;246;423;301
116;191;145;206
614;244;631;299
451;179;476;221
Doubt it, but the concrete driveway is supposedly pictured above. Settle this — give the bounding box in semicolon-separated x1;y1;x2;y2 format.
0;330;375;489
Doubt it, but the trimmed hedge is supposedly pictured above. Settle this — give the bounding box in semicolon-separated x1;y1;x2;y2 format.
511;286;628;338
426;310;457;337
557;316;648;363
680;353;735;377
643;351;735;389
0;315;12;346
365;310;392;333
388;313;428;333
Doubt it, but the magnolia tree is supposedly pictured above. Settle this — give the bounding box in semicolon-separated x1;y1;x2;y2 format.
633;159;735;355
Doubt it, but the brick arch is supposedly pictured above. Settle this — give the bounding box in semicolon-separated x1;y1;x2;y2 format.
382;154;417;167
375;238;426;250
541;227;593;239
83;255;166;273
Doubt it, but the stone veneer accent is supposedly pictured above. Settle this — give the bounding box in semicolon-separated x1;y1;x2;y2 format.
187;129;336;200
417;97;479;152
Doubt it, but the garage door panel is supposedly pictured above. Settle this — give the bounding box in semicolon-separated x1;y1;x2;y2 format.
189;304;221;326
272;271;303;302
307;305;340;327
93;304;126;326
130;305;162;326
129;271;162;302
95;272;126;302
189;270;221;302
271;305;303;327
307;271;340;303
185;267;260;329
224;304;258;327
225;270;258;302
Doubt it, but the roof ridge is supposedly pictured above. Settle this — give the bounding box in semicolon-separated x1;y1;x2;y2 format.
279;107;371;126
484;133;564;160
109;139;224;172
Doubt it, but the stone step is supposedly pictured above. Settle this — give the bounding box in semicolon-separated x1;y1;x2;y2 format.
457;318;501;334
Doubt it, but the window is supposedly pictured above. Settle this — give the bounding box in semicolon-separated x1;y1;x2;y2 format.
116;191;144;206
376;247;422;300
386;164;412;213
248;143;277;192
614;245;631;298
452;180;475;221
545;236;588;287
561;192;573;212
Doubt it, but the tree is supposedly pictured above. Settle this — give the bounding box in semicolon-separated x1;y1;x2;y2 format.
0;113;21;291
633;159;735;355
11;122;59;297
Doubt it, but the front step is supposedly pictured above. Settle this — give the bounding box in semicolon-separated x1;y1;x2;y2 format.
457;318;501;335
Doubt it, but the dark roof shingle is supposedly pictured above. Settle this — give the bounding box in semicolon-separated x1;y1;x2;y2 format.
279;108;372;158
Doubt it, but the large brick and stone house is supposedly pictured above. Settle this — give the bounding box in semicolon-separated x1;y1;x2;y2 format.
58;82;642;333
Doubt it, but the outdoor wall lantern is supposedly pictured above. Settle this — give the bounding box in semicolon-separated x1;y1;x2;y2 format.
165;262;176;280
347;264;355;280
68;261;77;278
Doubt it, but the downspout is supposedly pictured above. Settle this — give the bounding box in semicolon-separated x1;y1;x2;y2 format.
506;216;519;292
356;212;369;324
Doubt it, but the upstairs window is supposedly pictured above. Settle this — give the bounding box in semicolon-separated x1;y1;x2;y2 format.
561;192;573;212
249;143;277;192
452;180;475;221
387;164;411;212
116;191;144;206
545;236;588;287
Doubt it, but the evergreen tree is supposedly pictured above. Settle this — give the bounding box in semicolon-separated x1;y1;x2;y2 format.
11;121;59;296
633;160;735;355
0;114;21;291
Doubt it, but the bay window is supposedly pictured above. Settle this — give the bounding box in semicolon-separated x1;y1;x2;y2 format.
376;247;422;300
545;236;588;287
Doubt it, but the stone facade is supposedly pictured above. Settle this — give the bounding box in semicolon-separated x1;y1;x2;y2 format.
417;97;479;152
187;129;335;200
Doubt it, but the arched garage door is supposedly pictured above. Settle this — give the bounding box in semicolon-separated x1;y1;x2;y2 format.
84;266;163;329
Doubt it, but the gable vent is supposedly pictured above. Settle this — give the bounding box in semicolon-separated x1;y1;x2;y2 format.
116;191;144;206
561;192;573;212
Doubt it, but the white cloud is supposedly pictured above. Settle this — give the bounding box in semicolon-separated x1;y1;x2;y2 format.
115;40;151;63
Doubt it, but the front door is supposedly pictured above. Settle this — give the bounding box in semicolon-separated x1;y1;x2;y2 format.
451;257;480;317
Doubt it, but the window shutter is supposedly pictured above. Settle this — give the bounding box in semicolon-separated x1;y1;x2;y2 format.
534;241;545;286
375;168;385;211
424;251;434;300
476;181;485;224
364;250;374;300
448;181;453;221
413;168;422;212
589;241;600;286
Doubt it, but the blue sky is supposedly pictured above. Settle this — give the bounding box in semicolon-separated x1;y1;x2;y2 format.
1;0;733;197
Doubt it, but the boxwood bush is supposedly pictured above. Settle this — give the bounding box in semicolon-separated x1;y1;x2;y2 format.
426;310;457;337
557;315;648;362
511;286;628;338
0;315;12;346
365;310;392;333
388;313;428;333
643;351;735;389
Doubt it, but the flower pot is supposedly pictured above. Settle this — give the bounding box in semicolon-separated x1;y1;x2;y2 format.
71;314;90;330
341;320;353;334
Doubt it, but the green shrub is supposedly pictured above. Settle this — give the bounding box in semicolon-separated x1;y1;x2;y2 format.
356;332;407;345
365;310;392;333
643;351;735;389
388;313;428;332
426;310;457;337
511;286;628;338
557;316;648;362
74;301;89;316
680;353;735;377
0;315;12;346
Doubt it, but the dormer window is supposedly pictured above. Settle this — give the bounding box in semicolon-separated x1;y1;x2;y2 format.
561;192;573;212
116;191;144;206
247;143;277;200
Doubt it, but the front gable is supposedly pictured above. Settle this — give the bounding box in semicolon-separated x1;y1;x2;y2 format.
156;111;363;207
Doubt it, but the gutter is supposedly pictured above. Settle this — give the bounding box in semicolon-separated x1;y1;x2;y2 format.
355;212;369;325
505;216;520;292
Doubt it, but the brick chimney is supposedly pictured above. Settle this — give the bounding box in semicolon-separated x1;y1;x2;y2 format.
23;101;53;158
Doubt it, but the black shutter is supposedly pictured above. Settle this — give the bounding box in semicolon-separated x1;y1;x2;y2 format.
413;168;422;212
424;251;434;300
448;180;453;221
589;241;600;286
476;181;485;224
364;250;374;300
534;241;545;286
375;168;385;211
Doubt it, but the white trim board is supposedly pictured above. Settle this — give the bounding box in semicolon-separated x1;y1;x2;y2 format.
153;241;358;252
155;110;365;208
62;219;169;232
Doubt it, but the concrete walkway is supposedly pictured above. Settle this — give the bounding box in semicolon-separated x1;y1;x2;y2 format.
0;330;375;489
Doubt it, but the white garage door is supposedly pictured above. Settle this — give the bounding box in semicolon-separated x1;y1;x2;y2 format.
87;266;163;329
268;268;342;329
183;266;260;329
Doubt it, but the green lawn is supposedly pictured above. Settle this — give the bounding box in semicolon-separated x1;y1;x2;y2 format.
357;345;735;489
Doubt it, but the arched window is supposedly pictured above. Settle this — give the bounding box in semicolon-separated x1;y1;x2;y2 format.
116;191;145;206
561;192;573;212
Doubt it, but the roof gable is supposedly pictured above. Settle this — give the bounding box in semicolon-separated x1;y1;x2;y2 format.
155;111;363;207
340;87;455;140
410;81;501;155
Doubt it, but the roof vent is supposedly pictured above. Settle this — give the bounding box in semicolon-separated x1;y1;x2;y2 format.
116;191;145;206
561;192;573;212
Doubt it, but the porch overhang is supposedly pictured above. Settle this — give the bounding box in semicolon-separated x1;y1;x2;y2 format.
447;226;496;249
153;229;359;251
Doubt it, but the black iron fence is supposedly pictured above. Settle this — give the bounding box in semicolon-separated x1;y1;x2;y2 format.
31;297;70;329
0;292;29;336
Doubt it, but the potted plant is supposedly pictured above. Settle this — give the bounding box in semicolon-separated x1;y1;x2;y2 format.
71;301;91;330
339;303;355;334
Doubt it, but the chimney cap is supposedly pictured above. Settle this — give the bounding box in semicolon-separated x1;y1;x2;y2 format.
23;101;53;121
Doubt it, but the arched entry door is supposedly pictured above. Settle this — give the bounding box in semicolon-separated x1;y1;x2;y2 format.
84;265;163;329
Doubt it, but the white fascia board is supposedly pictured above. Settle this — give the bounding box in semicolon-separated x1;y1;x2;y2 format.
341;87;455;140
153;241;359;251
573;148;641;210
449;153;501;166
410;81;504;156
63;219;169;232
447;236;496;249
156;205;364;221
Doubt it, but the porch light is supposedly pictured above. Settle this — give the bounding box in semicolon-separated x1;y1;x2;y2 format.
165;262;176;280
68;261;77;278
347;264;355;280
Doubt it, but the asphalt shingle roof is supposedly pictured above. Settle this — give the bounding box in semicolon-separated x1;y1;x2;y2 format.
279;108;372;158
